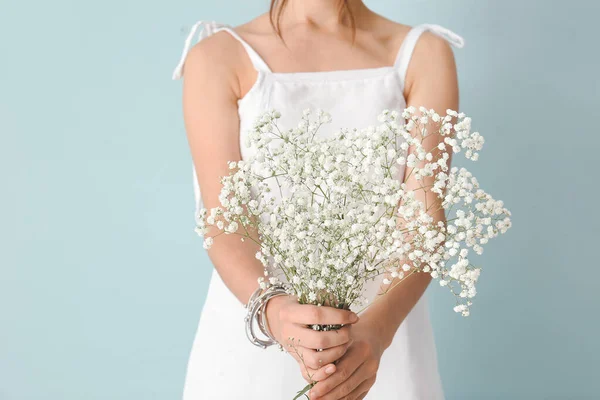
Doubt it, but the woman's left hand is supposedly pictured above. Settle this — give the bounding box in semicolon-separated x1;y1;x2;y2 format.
308;318;385;400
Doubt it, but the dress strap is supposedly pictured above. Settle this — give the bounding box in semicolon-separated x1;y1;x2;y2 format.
217;26;272;73
172;20;271;80
393;24;465;86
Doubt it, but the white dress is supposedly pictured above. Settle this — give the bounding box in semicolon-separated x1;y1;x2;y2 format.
172;20;464;400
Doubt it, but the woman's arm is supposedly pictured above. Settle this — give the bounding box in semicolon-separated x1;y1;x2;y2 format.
182;32;263;305
180;31;358;384
359;29;460;351
309;31;460;400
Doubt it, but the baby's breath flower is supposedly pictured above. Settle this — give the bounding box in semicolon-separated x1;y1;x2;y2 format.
194;106;511;316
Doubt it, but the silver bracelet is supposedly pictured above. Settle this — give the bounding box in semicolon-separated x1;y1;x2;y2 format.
244;283;287;349
246;286;278;348
258;289;287;351
246;284;286;348
244;286;267;347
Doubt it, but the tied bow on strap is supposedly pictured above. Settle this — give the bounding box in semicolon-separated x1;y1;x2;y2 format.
172;20;227;80
425;23;466;48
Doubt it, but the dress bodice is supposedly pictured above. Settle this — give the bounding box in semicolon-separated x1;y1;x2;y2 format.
172;20;465;223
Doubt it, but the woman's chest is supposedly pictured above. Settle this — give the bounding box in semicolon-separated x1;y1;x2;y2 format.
238;70;407;160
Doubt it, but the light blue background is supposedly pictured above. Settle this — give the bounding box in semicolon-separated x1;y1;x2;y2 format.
1;0;599;399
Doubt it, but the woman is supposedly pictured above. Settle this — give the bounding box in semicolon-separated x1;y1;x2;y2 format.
172;0;464;398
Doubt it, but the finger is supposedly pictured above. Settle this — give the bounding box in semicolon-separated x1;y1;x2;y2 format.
281;303;359;325
298;363;335;384
308;356;366;399
284;341;346;385
288;350;337;384
287;324;352;350
312;365;365;400
307;363;337;383
283;343;337;383
295;341;353;370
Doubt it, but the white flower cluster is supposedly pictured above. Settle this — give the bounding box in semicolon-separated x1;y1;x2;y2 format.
195;106;512;316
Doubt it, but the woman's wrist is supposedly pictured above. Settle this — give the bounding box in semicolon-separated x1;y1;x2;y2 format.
354;311;390;355
264;294;287;342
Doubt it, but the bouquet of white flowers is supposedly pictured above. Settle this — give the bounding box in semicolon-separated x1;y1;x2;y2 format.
196;106;511;318
196;106;511;398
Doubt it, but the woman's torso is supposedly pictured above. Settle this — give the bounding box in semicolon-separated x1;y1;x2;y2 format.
173;18;464;399
174;19;464;309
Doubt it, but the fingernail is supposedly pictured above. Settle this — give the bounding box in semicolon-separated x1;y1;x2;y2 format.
350;313;359;322
325;365;335;374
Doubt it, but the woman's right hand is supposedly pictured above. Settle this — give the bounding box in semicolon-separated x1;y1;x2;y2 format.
264;294;360;384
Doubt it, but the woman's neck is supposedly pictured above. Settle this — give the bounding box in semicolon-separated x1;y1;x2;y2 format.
275;0;370;30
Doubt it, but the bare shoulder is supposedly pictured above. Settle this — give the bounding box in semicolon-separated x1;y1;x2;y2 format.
371;13;455;62
367;14;413;56
405;30;459;111
182;30;242;81
230;13;278;49
405;28;458;96
413;29;456;65
232;13;271;34
375;16;412;38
